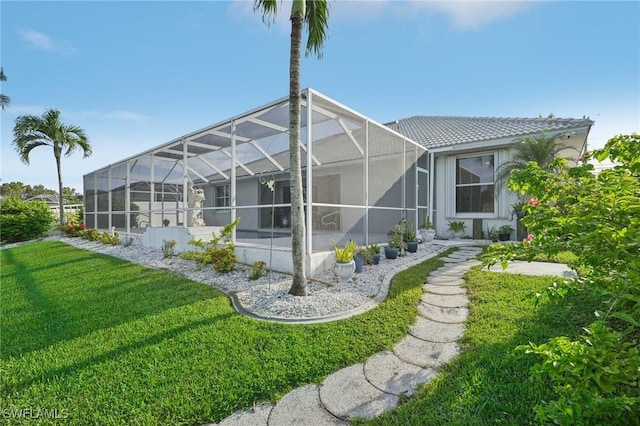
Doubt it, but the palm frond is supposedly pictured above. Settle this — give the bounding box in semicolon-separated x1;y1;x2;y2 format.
304;0;329;59
253;0;279;26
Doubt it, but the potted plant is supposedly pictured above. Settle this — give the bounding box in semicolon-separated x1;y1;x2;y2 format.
498;225;514;241
354;247;366;273
419;216;436;243
385;225;403;259
402;221;419;253
511;201;527;219
333;240;357;280
487;225;500;242
367;244;381;265
448;220;466;240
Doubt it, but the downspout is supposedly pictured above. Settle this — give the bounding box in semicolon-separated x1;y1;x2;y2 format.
428;151;434;227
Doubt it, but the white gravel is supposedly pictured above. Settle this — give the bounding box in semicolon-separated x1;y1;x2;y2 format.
30;236;446;321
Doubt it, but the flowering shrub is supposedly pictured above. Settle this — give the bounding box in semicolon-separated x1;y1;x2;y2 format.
61;220;86;237
485;134;640;424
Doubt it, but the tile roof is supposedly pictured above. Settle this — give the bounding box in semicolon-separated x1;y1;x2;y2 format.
387;116;594;149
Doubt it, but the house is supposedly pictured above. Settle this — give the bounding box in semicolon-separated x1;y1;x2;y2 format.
390;116;593;239
83;89;593;273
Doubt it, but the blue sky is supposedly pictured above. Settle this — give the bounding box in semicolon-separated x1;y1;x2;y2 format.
1;0;639;192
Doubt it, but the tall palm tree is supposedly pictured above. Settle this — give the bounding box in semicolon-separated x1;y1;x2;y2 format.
13;109;92;226
0;67;9;110
254;0;329;296
495;131;577;187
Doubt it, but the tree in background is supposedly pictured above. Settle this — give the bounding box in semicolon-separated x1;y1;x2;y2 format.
254;0;330;296
0;67;9;110
0;182;82;202
12;109;92;226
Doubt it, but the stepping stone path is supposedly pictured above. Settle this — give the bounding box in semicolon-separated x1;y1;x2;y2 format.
210;246;483;426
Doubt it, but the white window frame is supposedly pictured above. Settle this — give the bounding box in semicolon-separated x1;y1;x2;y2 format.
446;151;498;219
214;184;230;210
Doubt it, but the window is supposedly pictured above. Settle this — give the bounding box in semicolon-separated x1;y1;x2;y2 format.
215;184;230;208
455;154;494;213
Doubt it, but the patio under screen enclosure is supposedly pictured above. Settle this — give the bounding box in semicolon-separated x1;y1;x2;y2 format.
83;89;430;274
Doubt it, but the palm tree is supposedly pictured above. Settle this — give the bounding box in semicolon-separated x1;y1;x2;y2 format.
495;132;578;188
0;67;9;110
254;0;329;296
13;109;92;226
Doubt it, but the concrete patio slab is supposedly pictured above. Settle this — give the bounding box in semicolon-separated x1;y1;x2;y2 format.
487;261;577;278
393;335;459;368
363;351;437;396
268;384;347;426
409;316;465;343
320;364;399;421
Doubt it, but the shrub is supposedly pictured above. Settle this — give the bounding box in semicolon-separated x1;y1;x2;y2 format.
249;260;267;280
0;198;53;243
179;219;240;272
61;220;86;237
211;247;237;273
486;134;640;424
162;239;177;258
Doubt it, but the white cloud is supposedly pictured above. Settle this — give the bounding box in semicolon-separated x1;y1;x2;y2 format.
19;29;77;54
234;0;533;31
423;1;534;31
74;109;150;123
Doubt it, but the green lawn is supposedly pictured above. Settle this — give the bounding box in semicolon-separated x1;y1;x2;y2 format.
356;265;601;425
0;241;446;425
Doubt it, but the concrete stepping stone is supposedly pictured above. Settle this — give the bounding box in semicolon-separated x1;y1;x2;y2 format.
423;283;466;295
441;257;465;263
217;404;272;426
417;302;469;323
446;253;474;260
427;276;465;286
409;316;465;343
268;384;347;426
320;364;399;421
393;334;459;368
364;351;436;396
421;293;469;308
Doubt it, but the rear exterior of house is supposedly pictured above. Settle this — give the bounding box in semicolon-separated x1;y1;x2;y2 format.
392;116;594;240
83;88;593;272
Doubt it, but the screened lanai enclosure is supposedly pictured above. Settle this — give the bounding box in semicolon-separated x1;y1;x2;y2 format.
84;89;430;273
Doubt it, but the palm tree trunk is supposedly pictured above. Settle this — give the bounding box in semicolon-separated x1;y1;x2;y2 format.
288;3;309;296
55;151;65;226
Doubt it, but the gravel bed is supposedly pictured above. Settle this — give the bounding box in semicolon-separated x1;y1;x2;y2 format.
25;236;447;321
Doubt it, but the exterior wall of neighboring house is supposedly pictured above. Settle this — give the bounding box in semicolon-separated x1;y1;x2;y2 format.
432;133;587;240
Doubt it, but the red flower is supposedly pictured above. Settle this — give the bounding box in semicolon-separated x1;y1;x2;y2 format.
523;233;535;244
528;197;539;207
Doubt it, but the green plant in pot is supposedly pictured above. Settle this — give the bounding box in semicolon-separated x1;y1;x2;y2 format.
333;239;357;281
487;225;500;242
385;225;403;259
419;216;436;242
402;221;419;253
448;220;466;240
367;244;381;265
498;225;514;241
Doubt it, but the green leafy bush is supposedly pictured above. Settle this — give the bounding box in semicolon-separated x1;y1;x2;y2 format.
485;134;640;423
249;260;266;280
0;198;53;243
179;219;240;272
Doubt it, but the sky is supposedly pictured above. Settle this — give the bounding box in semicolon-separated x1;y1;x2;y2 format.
1;0;639;193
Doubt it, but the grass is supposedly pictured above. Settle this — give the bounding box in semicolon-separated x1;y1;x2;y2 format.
0;241;448;425
355;265;602;425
